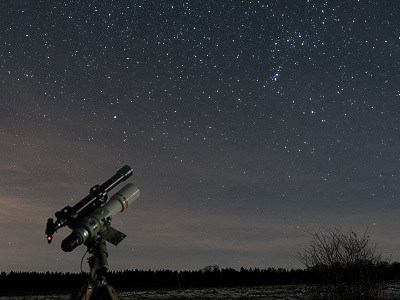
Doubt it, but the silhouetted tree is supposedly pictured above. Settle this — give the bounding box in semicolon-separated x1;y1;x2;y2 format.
297;227;387;300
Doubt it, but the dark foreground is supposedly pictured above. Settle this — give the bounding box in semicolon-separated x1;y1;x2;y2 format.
0;268;309;294
1;283;400;300
3;264;400;299
0;285;314;300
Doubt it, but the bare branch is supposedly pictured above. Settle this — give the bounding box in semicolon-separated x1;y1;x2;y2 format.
296;227;387;300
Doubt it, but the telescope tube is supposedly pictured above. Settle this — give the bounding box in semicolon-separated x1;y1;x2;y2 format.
61;183;140;252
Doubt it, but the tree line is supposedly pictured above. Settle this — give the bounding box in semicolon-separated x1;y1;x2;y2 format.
2;262;400;294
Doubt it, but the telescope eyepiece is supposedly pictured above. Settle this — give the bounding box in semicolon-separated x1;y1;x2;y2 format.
45;218;55;243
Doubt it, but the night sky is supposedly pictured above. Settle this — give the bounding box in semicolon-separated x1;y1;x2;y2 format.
2;1;400;273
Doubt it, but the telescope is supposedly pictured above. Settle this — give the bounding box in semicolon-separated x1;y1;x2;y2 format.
45;165;141;300
46;165;140;249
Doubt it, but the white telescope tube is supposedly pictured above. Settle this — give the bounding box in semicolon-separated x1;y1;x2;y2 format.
62;183;140;252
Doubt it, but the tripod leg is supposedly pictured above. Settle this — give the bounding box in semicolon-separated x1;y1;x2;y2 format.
106;285;119;300
79;284;94;300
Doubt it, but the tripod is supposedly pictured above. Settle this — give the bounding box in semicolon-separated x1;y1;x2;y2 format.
71;238;118;300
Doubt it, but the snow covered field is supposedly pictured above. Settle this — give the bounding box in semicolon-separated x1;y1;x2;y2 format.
1;283;400;300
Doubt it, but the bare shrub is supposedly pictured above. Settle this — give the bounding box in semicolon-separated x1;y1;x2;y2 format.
297;227;386;300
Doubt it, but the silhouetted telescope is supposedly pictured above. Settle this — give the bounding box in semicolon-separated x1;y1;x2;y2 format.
45;165;140;252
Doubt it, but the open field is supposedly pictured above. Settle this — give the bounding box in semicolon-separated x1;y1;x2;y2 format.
0;285;307;300
1;283;400;300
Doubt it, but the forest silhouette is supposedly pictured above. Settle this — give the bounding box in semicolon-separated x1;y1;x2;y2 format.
2;262;400;294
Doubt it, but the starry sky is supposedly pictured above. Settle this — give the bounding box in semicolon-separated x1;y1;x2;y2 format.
1;0;400;273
